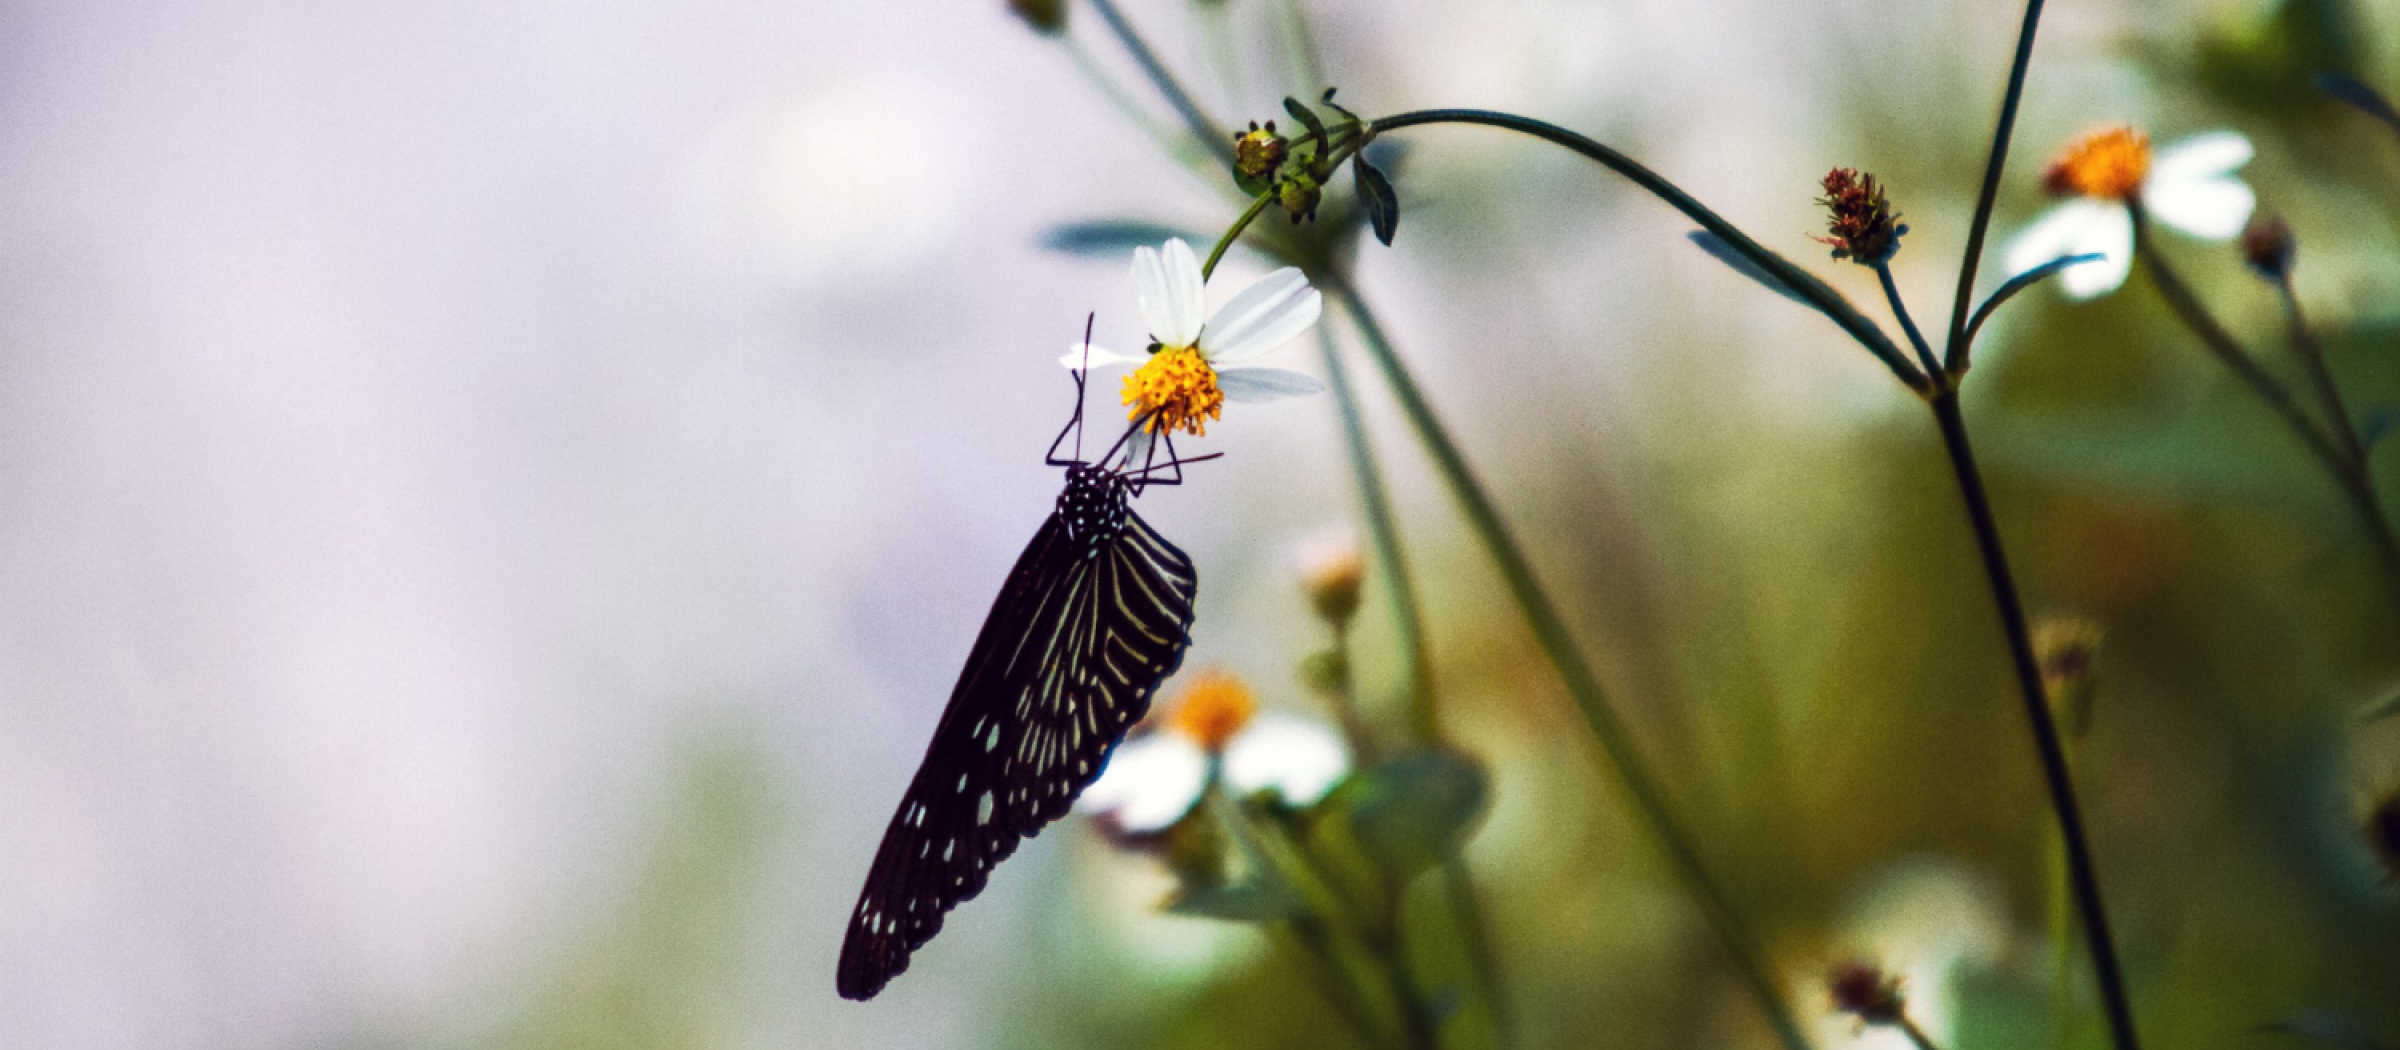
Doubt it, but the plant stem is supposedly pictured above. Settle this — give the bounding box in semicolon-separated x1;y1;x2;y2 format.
1941;0;2049;376
1318;322;1516;1048
2135;212;2400;609
1059;32;1203;172
1876;263;1943;379
1367;109;1923;393
1322;271;1813;1050
1085;0;1235;166
1896;1015;1949;1050
1203;192;1277;279
1926;389;2140;1050
2276;272;2378;489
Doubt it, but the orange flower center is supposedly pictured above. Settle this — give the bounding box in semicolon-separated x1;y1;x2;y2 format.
2042;126;2151;200
1121;345;1224;437
1166;669;1257;753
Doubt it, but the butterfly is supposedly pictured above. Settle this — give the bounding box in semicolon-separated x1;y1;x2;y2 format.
837;328;1217;1001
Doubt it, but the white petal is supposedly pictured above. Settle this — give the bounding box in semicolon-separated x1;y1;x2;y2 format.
1130;245;1177;346
2056;205;2134;300
1216;366;1325;403
1146;239;1205;346
2150;131;2253;183
1201;268;1321;364
2002;201;2104;278
1223;715;1348;806
1058;342;1149;371
1081;733;1207;833
2144;176;2255;241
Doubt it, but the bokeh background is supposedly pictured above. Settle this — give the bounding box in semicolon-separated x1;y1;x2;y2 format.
3;0;2398;1047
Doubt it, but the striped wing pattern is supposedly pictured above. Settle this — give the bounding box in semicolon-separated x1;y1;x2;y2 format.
837;505;1196;1000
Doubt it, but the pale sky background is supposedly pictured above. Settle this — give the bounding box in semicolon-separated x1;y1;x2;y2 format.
0;0;2163;1046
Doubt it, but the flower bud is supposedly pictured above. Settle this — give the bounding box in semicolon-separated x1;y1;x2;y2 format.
2034;616;2104;739
1828;961;1906;1026
1278;170;1323;224
2241;212;2296;280
1007;0;1066;34
1813;168;1908;265
1294;532;1365;627
1233;121;1289;185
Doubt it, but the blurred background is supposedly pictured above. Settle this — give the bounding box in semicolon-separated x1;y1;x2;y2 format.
2;0;2398;1047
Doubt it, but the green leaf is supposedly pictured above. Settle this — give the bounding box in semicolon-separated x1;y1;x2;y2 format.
2259;1011;2391;1050
1354;155;1400;246
1164;878;1308;922
2360;684;2400;723
1329;748;1489;882
1041;219;1204;258
1282;96;1328;152
2319;73;2400;134
1685;232;1819;313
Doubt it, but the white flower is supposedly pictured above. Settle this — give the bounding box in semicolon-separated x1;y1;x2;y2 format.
2002;128;2256;300
1060;238;1325;441
1078;670;1350;834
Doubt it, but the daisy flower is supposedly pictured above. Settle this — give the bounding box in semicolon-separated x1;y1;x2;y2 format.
2001;126;2256;300
1061;238;1325;442
1079;669;1350;835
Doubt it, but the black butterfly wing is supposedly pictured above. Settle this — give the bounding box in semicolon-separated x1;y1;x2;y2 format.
837;505;1196;1000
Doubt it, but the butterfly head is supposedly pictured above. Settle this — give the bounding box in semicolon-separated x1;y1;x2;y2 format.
1058;465;1130;548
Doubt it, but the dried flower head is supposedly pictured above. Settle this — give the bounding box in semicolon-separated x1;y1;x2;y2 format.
2043;126;2152;200
2240;212;2296;279
2034;616;2104;738
1829;960;1907;1026
1168;669;1260;754
1234;121;1288;184
1814;168;1907;265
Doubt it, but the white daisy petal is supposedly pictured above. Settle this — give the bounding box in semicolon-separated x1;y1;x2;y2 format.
1156;239;1206;346
1082;733;1208;833
2057;204;2134;300
1201;268;1320;364
2002;199;2109;280
1131;245;1179;345
1059;342;1150;371
1216;366;1325;403
2144;175;2255;241
1223;714;1348;806
2150;131;2253;183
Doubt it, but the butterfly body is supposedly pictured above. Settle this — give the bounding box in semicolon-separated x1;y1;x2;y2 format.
837;446;1197;1001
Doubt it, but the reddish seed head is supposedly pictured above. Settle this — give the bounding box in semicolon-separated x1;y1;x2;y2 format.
1829;960;1906;1025
1814;168;1907;265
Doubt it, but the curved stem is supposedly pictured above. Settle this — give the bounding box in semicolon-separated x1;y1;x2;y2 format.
1368;108;1924;394
1942;0;2049;376
1085;0;1234;166
1876;263;1944;382
2136;213;2400;608
1203;192;1276;280
1927;390;2140;1050
1323;272;1814;1050
2277;274;2376;478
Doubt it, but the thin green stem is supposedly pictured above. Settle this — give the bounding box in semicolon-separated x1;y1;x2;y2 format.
1368;108;1924;394
1896;1015;1949;1050
2136;211;2400;607
1059;33;1201;171
1273;0;1326;100
1876;263;1944;382
2048;820;2077;1050
2276;273;2375;479
1318;323;1515;1047
1323;272;1813;1050
1942;0;2049;376
1203;192;1277;280
1278;919;1398;1050
1927;390;2140;1050
1085;0;1235;166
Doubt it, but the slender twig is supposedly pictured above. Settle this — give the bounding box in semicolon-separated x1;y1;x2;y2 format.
1085;0;1235;166
1927;390;2140;1050
2136;210;2400;603
2277;273;2376;483
1203;192;1278;279
1368;109;1924;393
1896;1015;1948;1050
1876;264;1943;380
1322;271;1814;1050
1941;0;2049;376
1059;33;1202;171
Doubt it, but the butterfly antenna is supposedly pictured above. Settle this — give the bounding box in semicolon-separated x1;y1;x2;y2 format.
1075;313;1093;463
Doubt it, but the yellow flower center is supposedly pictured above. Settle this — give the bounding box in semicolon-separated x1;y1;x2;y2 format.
1166;668;1256;753
2042;126;2151;200
1121;345;1224;437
